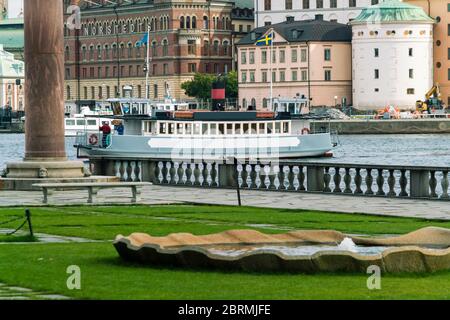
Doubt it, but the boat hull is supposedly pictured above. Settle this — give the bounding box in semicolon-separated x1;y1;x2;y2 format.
77;133;333;160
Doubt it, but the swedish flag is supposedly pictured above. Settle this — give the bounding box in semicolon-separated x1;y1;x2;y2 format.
256;33;273;46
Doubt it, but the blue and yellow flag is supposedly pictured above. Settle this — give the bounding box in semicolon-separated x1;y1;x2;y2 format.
256;33;273;46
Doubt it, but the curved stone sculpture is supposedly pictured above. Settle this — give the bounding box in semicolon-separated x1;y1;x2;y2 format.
113;227;450;273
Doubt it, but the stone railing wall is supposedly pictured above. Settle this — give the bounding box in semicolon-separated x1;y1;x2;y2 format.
90;159;449;201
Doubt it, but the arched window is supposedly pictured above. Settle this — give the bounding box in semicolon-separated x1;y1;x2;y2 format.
97;45;102;59
162;39;169;56
192;16;197;29
112;44;117;59
262;98;268;109
135;42;141;57
243;98;247;109
81;46;87;60
180;16;185;29
89;45;94;60
213;40;219;55
65;46;70;60
128;43;133;58
222;17;226;30
66;86;71;100
151;41;157;56
251;98;256;108
203;16;208;29
186;16;191;29
120;43;125;58
104;44;110;59
223;40;229;56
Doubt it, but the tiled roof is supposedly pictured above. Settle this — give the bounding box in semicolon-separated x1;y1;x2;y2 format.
238;19;351;45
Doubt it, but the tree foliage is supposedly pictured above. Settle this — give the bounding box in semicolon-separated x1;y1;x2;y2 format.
181;71;238;100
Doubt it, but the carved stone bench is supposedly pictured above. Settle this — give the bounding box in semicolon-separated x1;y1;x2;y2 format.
32;182;152;204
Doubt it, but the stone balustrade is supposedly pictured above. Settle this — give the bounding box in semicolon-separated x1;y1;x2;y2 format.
91;159;449;201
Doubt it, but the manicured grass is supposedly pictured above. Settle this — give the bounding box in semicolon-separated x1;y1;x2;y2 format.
0;205;449;300
0;235;37;243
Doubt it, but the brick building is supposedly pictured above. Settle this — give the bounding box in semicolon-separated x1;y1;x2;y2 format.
64;0;235;104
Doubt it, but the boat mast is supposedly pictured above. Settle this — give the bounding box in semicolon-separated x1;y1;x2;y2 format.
145;24;151;100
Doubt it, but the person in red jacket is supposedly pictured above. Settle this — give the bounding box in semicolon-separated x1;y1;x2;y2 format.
99;121;112;147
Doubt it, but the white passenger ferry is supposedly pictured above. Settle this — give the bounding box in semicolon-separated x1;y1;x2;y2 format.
75;98;334;161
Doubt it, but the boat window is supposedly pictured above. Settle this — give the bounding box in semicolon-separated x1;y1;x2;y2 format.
243;123;249;134
251;123;257;134
210;123;217;135
267;122;273;134
131;103;139;114
259;122;266;134
76;119;85;126
227;123;233;135
283;122;290;134
66;119;75;126
169;123;175;134
194;123;201;135
235;123;241;135
275;122;281;134
202;123;208;135
177;123;183;134
185;123;192;135
218;123;225;135
122;103;131;114
159;122;167;134
87;120;97;126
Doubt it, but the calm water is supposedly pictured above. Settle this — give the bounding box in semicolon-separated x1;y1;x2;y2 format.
0;133;449;168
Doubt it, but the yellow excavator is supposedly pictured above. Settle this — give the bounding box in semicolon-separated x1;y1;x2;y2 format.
416;85;445;114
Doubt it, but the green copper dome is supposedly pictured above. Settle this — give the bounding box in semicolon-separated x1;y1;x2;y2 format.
352;0;434;24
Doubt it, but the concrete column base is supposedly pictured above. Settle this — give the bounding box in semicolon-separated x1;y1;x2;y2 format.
4;160;88;179
0;160;118;190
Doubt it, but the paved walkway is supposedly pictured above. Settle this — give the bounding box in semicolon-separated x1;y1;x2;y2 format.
0;185;449;220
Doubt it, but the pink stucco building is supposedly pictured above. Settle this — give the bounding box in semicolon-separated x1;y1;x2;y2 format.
237;17;352;109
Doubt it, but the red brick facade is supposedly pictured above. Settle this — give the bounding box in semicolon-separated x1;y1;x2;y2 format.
64;0;233;101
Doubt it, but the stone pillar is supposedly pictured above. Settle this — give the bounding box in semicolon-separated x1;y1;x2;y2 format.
24;0;66;160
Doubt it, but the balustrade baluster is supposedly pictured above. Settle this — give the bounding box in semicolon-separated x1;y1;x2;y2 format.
157;162;164;184
323;167;331;192
365;168;374;195
282;166;291;190
333;167;342;193
429;171;438;198
343;168;352;194
263;165;271;189
273;165;281;190
254;165;262;189
387;169;396;197
354;168;363;194
399;169;408;197
441;171;449;199
376;169;385;196
292;166;300;191
299;166;306;191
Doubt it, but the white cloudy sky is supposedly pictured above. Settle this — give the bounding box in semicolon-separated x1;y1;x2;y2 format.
8;0;23;18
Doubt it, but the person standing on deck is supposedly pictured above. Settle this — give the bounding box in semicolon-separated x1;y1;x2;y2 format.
99;121;112;147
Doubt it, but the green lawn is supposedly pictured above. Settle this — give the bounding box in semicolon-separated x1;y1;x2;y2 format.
0;205;449;300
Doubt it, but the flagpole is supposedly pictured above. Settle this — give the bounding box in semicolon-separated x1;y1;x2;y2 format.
145;24;151;100
269;28;273;111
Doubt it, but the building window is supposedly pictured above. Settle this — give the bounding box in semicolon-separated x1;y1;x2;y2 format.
374;48;379;57
330;0;337;8
301;69;307;81
448;24;450;36
409;48;413;57
303;0;310;9
272;49;276;63
371;0;378;4
250;71;255;82
188;63;197;73
264;0;271;10
409;69;414;79
241;71;247;83
374;69;379;79
349;0;356;7
324;70;331;81
407;88;415;95
249;51;255;64
154;84;158;98
300;48;307;62
291;49;298;62
280;50;285;63
241;51;247;64
163;40;169;56
316;0;323;9
280;70;285;82
163;63;169;75
286;16;294;22
292;70;298;81
285;0;292;10
448;68;450;80
187;40;196;55
324;48;331;61
272;71;276;82
448;48;450;60
262;71;268;82
262;50;267;64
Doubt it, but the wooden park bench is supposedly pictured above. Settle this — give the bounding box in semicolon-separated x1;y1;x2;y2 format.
32;182;152;204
